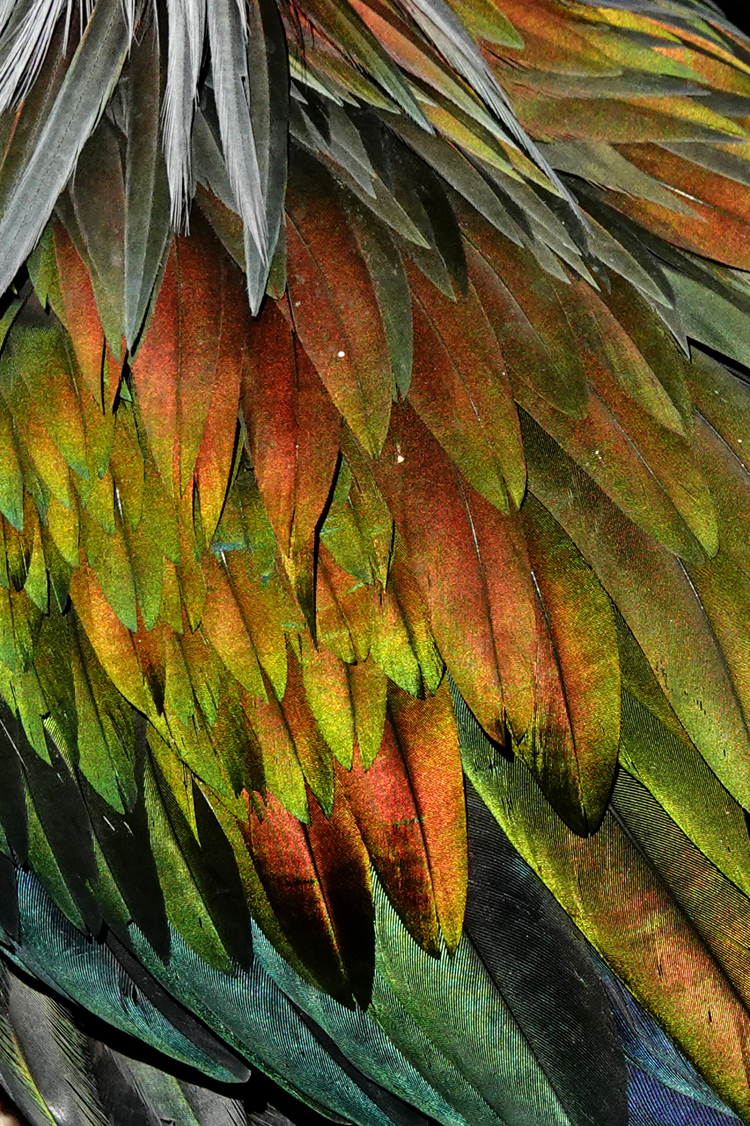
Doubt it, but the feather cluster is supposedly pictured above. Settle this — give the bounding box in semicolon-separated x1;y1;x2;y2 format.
0;0;749;1123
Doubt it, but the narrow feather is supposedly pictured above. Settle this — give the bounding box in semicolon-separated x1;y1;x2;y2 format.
206;0;267;269
123;9;171;347
0;0;131;295
464;783;629;1126
0;0;67;115
242;302;340;557
162;0;205;227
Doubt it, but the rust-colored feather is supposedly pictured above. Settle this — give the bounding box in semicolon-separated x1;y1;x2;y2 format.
246;789;374;1006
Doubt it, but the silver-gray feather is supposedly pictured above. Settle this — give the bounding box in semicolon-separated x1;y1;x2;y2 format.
162;0;205;227
393;0;585;217
0;0;67;113
207;0;269;267
0;0;132;295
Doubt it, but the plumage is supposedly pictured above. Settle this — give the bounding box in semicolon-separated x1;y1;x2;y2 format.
0;0;750;1123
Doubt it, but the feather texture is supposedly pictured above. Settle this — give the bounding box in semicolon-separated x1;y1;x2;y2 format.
0;0;748;1124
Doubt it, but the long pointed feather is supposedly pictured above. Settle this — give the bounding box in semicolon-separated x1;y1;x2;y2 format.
162;0;205;227
206;0;268;273
0;0;132;295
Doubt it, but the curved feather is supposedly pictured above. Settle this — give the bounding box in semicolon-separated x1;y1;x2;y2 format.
0;0;132;295
1;2;750;1125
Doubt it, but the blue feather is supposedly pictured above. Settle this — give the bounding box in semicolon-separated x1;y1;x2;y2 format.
627;1067;741;1126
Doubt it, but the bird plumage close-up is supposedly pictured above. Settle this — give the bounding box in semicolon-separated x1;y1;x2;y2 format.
2;0;750;1123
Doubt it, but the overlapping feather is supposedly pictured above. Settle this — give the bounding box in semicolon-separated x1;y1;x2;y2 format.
0;0;748;1124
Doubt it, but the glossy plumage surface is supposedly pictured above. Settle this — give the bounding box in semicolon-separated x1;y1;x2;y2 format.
0;0;748;1122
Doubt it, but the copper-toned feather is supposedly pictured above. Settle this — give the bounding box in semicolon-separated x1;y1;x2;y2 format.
284;159;394;455
242;302;341;560
1;0;750;1124
377;403;535;744
246;787;374;1007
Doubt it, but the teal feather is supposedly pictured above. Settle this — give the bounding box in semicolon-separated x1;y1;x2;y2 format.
1;869;246;1083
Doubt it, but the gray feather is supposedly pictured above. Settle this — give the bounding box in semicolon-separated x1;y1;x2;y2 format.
0;0;67;113
0;0;132;296
392;0;584;216
207;0;268;271
162;0;205;227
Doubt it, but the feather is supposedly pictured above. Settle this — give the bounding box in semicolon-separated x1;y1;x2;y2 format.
462;212;590;417
284;153;393;455
391;0;582;213
2;1;750;1124
0;959;111;1126
162;0;205;228
376;403;537;744
253;928;468;1126
246;788;374;1007
44;223;108;409
206;0;267;276
522;410;750;809
0;0;132;296
129;923;403;1126
520;496;620;835
201;554;267;698
67;116;127;347
122;8;171;349
405;261;525;512
0;0;68;114
242;0;289;310
627;1067;742;1126
242;301;340;560
298;0;429;129
463;783;629;1126
5;868;246;1082
456;692;750;1122
597;954;737;1117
